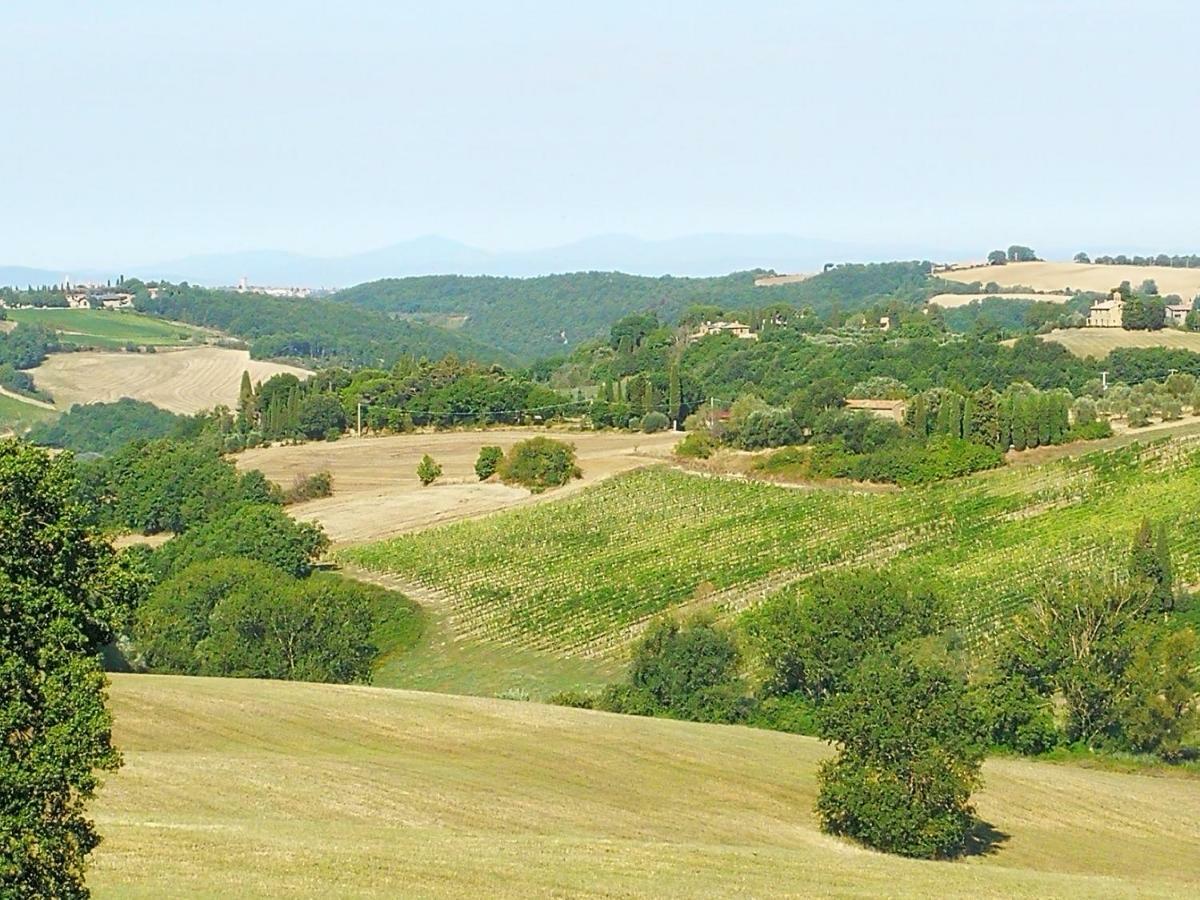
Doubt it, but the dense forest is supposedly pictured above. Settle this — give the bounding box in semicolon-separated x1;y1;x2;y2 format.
131;281;513;367
331;262;940;360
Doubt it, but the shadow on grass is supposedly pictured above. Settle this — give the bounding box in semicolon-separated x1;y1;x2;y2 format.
962;819;1010;858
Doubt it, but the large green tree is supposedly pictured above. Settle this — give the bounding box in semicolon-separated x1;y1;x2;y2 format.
816;654;985;858
1;440;145;896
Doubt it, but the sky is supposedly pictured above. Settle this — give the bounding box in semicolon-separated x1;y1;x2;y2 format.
3;0;1199;268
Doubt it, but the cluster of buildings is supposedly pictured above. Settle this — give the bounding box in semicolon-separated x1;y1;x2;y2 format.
231;277;313;299
1086;291;1194;328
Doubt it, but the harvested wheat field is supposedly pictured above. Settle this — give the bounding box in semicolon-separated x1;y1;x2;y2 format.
1030;327;1200;358
927;292;1063;309
237;428;680;544
941;261;1200;299
88;674;1200;899
30;347;311;414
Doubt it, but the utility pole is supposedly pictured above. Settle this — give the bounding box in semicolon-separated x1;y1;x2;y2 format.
357;401;364;437
1100;371;1108;392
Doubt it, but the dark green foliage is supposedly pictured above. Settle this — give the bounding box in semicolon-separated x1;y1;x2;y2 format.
81;439;278;534
134;557;276;675
152;503;328;578
816;655;985;859
416;454;442;486
134;281;512;367
0;322;57;370
474;445;503;480
332;263;934;360
1002;575;1146;746
0;440;147;897
134;560;395;684
745;570;948;702
28;399;186;455
200;574;376;683
596;618;748;724
1121;293;1166;330
971;673;1059;755
498;437;581;492
805;435;1003;486
1118;628;1199;759
1129;518;1175;612
297;393;346;440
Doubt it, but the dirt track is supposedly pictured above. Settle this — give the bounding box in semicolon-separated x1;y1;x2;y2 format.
236;428;681;545
30;347;311;414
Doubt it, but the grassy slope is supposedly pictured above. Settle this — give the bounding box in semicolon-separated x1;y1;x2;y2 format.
7;308;205;347
347;565;621;698
90;674;1200;899
0;391;57;433
343;437;1200;657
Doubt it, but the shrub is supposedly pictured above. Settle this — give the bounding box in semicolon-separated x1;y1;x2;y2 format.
816;654;985;859
417;454;442;486
641;411;669;433
675;430;716;460
284;470;333;504
498;437;581;493
474;445;503;481
1127;405;1153;428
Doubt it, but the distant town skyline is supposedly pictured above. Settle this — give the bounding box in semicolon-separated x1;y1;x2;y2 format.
3;1;1199;269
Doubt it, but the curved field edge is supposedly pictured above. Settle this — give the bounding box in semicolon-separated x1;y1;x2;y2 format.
340;438;1200;657
89;674;1200;899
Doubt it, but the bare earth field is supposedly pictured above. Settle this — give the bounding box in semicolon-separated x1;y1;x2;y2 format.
1029;327;1200;358
237;428;681;545
30;347;311;414
89;674;1200;899
941;261;1200;298
927;292;1062;309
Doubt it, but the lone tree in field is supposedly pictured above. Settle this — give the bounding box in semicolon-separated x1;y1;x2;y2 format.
417;454;442;486
986;249;1007;266
816;654;985;859
0;440;145;897
497;437;581;493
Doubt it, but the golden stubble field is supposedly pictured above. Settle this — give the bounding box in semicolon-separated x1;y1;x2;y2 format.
927;292;1063;309
941;261;1200;299
237;427;681;544
30;347;311;414
1026;327;1200;358
88;674;1200;899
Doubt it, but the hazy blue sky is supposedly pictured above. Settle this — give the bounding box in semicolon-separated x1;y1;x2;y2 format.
3;0;1198;267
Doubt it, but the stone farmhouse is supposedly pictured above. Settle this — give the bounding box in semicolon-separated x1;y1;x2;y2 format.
1087;292;1124;328
689;320;757;341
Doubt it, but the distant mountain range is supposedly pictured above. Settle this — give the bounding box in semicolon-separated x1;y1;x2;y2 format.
0;233;978;289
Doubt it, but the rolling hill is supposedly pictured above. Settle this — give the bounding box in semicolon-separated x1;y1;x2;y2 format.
343;437;1200;660
332;262;934;360
88;674;1200;898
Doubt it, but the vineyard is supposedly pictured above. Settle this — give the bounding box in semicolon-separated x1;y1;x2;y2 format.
343;437;1200;657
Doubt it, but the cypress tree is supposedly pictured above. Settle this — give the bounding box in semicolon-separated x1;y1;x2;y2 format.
668;363;681;426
